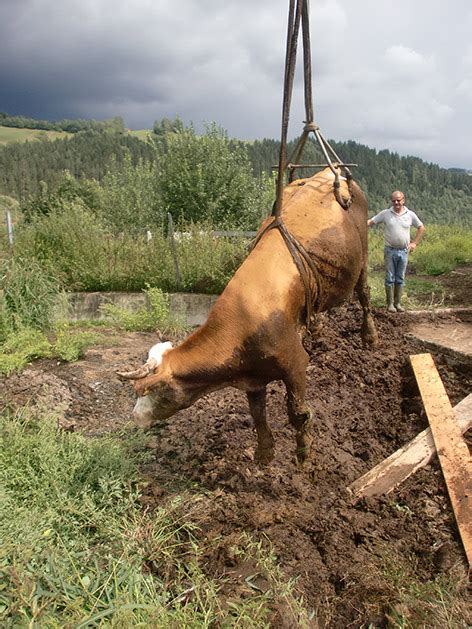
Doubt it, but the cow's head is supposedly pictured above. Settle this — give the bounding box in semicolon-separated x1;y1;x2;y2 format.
130;374;192;429
118;341;191;429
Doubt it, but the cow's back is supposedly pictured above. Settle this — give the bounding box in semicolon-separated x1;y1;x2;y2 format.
206;169;369;338
280;169;368;309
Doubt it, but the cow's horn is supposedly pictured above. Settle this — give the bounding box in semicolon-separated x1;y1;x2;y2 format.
117;358;158;380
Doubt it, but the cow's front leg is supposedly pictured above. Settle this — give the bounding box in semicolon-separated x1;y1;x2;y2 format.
247;388;275;465
284;367;313;465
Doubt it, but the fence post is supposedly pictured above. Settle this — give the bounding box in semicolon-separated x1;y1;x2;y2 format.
167;212;182;289
5;210;14;246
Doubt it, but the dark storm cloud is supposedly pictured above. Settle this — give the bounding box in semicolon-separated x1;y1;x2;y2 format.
1;0;471;168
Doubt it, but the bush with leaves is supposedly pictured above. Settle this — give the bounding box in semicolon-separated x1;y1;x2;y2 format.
97;153;164;234
15;201;110;290
20;171;101;221
157;123;273;229
174;223;248;293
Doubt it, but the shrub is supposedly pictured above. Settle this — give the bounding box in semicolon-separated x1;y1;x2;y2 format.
0;256;62;335
15;206;249;294
53;325;103;361
15;201;109;290
173;223;248;293
0;327;52;375
158;123;272;229
100;285;187;334
97;154;164;233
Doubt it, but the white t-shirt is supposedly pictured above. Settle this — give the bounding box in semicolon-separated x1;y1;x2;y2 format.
371;207;423;249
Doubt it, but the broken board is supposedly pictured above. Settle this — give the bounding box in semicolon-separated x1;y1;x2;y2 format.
348;393;472;498
410;353;472;570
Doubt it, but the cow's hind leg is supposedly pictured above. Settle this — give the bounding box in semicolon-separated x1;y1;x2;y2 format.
283;348;313;465
355;268;378;347
247;388;275;465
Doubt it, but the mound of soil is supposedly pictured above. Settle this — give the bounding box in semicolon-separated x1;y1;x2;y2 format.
2;306;471;626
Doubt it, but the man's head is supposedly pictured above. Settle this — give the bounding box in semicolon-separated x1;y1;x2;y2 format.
391;191;405;213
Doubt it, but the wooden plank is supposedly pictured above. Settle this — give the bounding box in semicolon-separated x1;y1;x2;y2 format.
348;393;472;498
410;353;472;569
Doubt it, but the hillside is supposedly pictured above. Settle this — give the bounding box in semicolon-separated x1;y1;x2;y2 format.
0;116;471;225
0;126;71;145
244;137;472;225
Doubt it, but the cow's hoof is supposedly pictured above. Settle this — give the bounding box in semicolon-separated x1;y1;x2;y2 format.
295;432;313;466
361;320;379;348
254;446;275;465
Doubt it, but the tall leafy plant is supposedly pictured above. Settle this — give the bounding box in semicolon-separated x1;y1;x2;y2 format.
0;256;62;337
158;123;273;229
98;153;164;233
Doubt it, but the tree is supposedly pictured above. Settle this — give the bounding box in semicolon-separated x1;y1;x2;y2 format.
157;123;272;228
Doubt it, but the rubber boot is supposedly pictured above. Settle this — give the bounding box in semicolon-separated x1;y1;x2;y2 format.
385;285;396;312
394;284;405;312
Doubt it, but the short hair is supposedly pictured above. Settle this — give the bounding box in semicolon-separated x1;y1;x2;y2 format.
391;190;405;200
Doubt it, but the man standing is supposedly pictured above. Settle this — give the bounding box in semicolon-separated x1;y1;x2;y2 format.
368;191;425;312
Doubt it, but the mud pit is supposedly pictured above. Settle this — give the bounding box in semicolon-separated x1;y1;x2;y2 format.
2;305;471;626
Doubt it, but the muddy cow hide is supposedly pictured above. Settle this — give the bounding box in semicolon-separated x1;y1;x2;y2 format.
118;168;378;464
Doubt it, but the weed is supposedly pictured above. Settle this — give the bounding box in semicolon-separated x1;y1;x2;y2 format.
0;256;62;335
0;327;52;375
100;285;188;334
53;324;103;361
0;325;102;375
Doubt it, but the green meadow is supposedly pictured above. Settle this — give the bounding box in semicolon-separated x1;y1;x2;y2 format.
0;125;71;144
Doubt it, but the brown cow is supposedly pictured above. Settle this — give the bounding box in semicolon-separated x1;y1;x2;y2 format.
119;168;378;464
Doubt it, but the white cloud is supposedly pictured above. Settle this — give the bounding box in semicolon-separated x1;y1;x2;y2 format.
384;45;435;78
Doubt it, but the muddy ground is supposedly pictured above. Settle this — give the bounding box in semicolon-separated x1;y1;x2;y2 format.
2;295;472;626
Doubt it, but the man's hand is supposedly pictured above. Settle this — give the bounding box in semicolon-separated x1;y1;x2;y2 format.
408;242;418;252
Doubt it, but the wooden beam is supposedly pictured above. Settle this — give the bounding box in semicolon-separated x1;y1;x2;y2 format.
410;353;472;570
348;393;472;498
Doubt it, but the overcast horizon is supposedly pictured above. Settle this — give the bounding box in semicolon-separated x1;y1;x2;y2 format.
1;1;471;170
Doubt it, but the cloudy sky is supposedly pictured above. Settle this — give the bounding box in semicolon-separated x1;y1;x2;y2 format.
1;0;471;169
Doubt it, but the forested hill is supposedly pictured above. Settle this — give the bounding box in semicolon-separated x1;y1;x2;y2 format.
244;137;472;224
0;130;156;198
0;117;471;225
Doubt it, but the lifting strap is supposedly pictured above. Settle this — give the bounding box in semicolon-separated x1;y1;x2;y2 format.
274;0;355;216
251;215;321;326
252;0;356;328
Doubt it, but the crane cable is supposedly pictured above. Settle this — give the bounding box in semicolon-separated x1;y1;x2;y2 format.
273;0;354;218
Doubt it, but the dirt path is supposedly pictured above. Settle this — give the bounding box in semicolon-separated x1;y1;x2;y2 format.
2;307;471;626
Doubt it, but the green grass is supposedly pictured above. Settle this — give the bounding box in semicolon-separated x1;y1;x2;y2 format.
128;129;153;141
368;271;445;310
0;325;104;375
0;125;71;144
0;409;313;627
368;224;472;275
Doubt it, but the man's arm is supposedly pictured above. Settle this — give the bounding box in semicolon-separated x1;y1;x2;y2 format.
408;224;425;251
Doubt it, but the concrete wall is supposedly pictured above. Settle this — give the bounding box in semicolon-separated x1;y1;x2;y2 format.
67;292;218;327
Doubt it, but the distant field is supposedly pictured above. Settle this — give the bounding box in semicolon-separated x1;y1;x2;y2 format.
0;126;71;144
128;129;153;140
